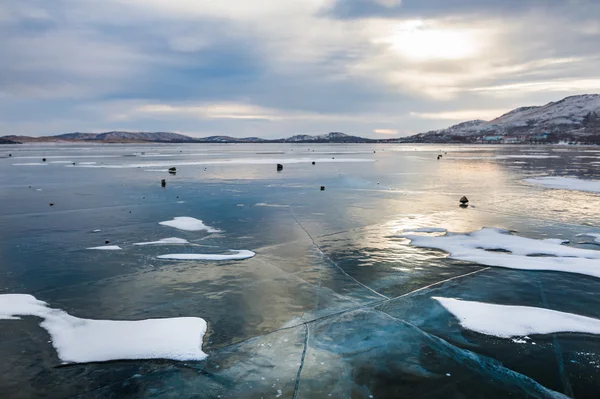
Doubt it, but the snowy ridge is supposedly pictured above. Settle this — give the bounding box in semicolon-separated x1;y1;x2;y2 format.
415;94;600;139
488;94;600;127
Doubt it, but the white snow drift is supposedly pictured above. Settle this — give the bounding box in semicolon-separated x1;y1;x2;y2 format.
159;217;220;233
133;237;190;246
0;294;208;363
434;297;600;338
158;250;255;261
403;227;600;279
87;245;122;250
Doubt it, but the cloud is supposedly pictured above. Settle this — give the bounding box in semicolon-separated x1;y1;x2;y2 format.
410;109;509;121
468;79;600;95
372;0;402;7
1;0;599;137
373;128;399;135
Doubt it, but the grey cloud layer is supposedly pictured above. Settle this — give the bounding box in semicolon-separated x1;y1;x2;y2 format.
1;0;599;137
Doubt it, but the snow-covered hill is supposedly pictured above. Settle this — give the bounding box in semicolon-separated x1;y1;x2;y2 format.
487;94;600;128
421;94;600;138
284;132;373;143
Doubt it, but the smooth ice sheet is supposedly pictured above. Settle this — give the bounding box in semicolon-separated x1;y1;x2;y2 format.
525;176;600;193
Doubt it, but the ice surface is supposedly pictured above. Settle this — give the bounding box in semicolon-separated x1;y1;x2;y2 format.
133;237;190;246
586;233;600;243
69;157;374;169
12;163;48;166
159;217;220;232
157;250;255;261
298;308;569;398
87;245;122;250
403;227;447;233
0;294;208;363
434;297;600;338
525;176;600;193
496;155;559;159
404;227;600;278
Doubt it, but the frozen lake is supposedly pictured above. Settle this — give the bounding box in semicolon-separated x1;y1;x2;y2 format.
1;143;600;398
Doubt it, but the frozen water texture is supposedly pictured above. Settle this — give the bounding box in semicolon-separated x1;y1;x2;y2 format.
133;237;190;246
435;297;600;338
69;157;374;169
0;294;207;363
87;245;122;250
159;217;220;232
157;250;255;261
404;227;600;279
585;233;600;243
402;227;447;233
525;176;600;193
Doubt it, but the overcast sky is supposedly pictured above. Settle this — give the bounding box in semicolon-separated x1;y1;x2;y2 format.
1;0;599;138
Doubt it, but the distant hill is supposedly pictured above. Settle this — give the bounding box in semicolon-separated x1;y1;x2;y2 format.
284;132;373;143
2;131;375;144
0;137;21;144
3;94;600;145
55;131;197;143
410;94;600;143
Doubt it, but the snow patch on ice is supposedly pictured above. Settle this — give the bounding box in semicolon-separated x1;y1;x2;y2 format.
0;294;208;363
13;163;48;166
133;237;190;246
255;203;288;208
159;217;220;232
434;297;600;338
404;227;600;279
525;176;600;193
157;250;255;261
87;245;122;250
